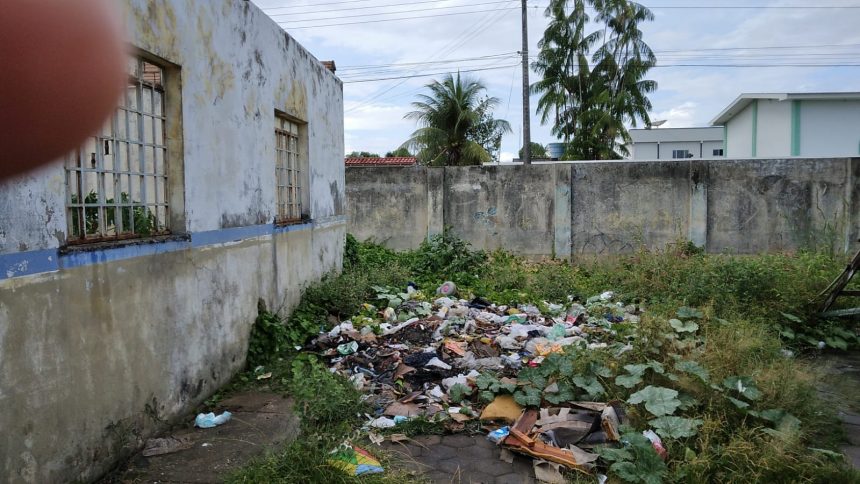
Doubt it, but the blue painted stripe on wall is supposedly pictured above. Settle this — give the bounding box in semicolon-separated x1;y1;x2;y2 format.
0;249;60;280
274;221;313;234
190;224;274;248
59;239;191;270
0;218;346;280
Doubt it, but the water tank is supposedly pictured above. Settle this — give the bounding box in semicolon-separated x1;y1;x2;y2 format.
547;142;566;159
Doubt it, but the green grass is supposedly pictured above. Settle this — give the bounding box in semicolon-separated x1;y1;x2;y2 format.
221;234;859;483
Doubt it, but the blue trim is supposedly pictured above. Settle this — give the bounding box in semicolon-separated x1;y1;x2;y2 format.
0;219;336;281
274;221;313;234
191;224;273;248
60;239;190;270
1;249;59;280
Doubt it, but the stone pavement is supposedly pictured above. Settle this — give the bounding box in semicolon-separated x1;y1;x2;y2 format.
102;392;300;483
382;434;538;483
817;350;860;469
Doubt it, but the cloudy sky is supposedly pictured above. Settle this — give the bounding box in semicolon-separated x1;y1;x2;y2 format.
251;0;860;161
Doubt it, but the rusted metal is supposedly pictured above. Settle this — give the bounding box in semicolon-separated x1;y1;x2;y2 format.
65;57;169;243
64;229;171;246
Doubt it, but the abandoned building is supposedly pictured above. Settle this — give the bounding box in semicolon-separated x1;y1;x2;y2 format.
0;1;344;482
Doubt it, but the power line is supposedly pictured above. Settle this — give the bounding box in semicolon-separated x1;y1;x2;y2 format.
652;63;860;67
267;0;514;18
263;0;860;12
261;0;417;11
277;2;860;29
345;61;860;84
344;7;513;112
654;43;860;53
338;52;519;71
343;10;506;111
633;4;860;8
278;5;521;28
342;63;522;83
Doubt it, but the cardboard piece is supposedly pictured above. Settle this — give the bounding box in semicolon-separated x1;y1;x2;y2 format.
479;395;524;424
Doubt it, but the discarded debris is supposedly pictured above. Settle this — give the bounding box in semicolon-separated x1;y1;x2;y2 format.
329;445;384;476
194;411;232;428
480;395;524;424
142;435;194;457
307;283;645;475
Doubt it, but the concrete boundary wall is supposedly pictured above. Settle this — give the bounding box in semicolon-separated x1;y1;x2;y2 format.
346;158;860;257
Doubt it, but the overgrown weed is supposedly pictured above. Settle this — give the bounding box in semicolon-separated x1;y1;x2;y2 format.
224;234;858;483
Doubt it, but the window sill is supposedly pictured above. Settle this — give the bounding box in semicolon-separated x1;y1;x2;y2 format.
59;233;190;255
274;216;312;228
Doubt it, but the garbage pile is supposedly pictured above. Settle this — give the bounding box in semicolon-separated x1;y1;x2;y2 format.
309;282;645;475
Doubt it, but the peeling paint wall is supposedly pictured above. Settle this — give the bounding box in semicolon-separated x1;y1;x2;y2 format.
346;158;859;257
0;1;344;482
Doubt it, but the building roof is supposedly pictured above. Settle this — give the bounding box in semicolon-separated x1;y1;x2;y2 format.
345;156;417;166
710;92;860;125
629;126;724;143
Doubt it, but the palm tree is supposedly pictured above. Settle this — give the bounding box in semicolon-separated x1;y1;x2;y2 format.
531;0;656;160
404;73;510;166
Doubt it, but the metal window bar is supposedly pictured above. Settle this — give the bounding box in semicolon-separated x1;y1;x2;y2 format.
274;118;303;223
64;58;169;243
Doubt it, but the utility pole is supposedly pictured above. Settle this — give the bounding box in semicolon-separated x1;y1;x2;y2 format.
521;0;531;165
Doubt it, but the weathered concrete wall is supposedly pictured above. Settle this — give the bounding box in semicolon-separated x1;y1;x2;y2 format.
0;1;344;482
707;158;857;253
570;161;694;254
443;165;567;258
346;167;430;250
346;158;859;257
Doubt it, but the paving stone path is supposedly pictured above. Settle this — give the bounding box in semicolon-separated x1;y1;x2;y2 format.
382;434;537;483
817;350;860;469
102;392;300;483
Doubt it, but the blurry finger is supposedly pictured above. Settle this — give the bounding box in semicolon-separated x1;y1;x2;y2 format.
0;0;127;180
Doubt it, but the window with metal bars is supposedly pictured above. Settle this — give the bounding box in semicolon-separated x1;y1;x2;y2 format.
65;58;170;243
275;115;305;223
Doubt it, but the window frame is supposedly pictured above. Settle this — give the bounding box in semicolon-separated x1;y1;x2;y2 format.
274;111;309;225
712;148;724;156
672;149;691;159
64;52;183;247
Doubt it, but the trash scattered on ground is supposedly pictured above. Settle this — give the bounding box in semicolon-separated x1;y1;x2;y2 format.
307;283;648;475
501;405;615;474
253;365;272;380
643;429;668;460
329;445;384;476
142;435;194;457
195;411;232;428
533;459;567;484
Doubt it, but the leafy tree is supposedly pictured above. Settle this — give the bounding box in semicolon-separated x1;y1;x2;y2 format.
466;96;510;162
532;0;656;160
385;147;412;157
346;151;380;158
519;142;548;159
404;73;511;166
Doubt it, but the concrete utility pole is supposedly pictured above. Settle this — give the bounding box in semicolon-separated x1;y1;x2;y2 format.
521;0;531;164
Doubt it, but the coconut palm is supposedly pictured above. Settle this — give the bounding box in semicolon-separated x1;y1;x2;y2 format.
404;73;511;166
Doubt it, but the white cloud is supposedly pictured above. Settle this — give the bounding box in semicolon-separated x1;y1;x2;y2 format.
652;101;697;128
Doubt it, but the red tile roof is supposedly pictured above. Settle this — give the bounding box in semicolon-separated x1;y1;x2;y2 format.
345;156;417;166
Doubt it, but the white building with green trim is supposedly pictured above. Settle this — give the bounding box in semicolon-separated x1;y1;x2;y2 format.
711;92;860;158
629;126;725;160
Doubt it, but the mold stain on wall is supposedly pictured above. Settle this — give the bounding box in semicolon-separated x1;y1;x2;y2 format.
131;0;179;61
196;15;235;104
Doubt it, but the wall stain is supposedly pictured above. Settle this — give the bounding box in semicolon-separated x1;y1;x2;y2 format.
283;80;308;120
131;1;179;61
196;15;235;105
